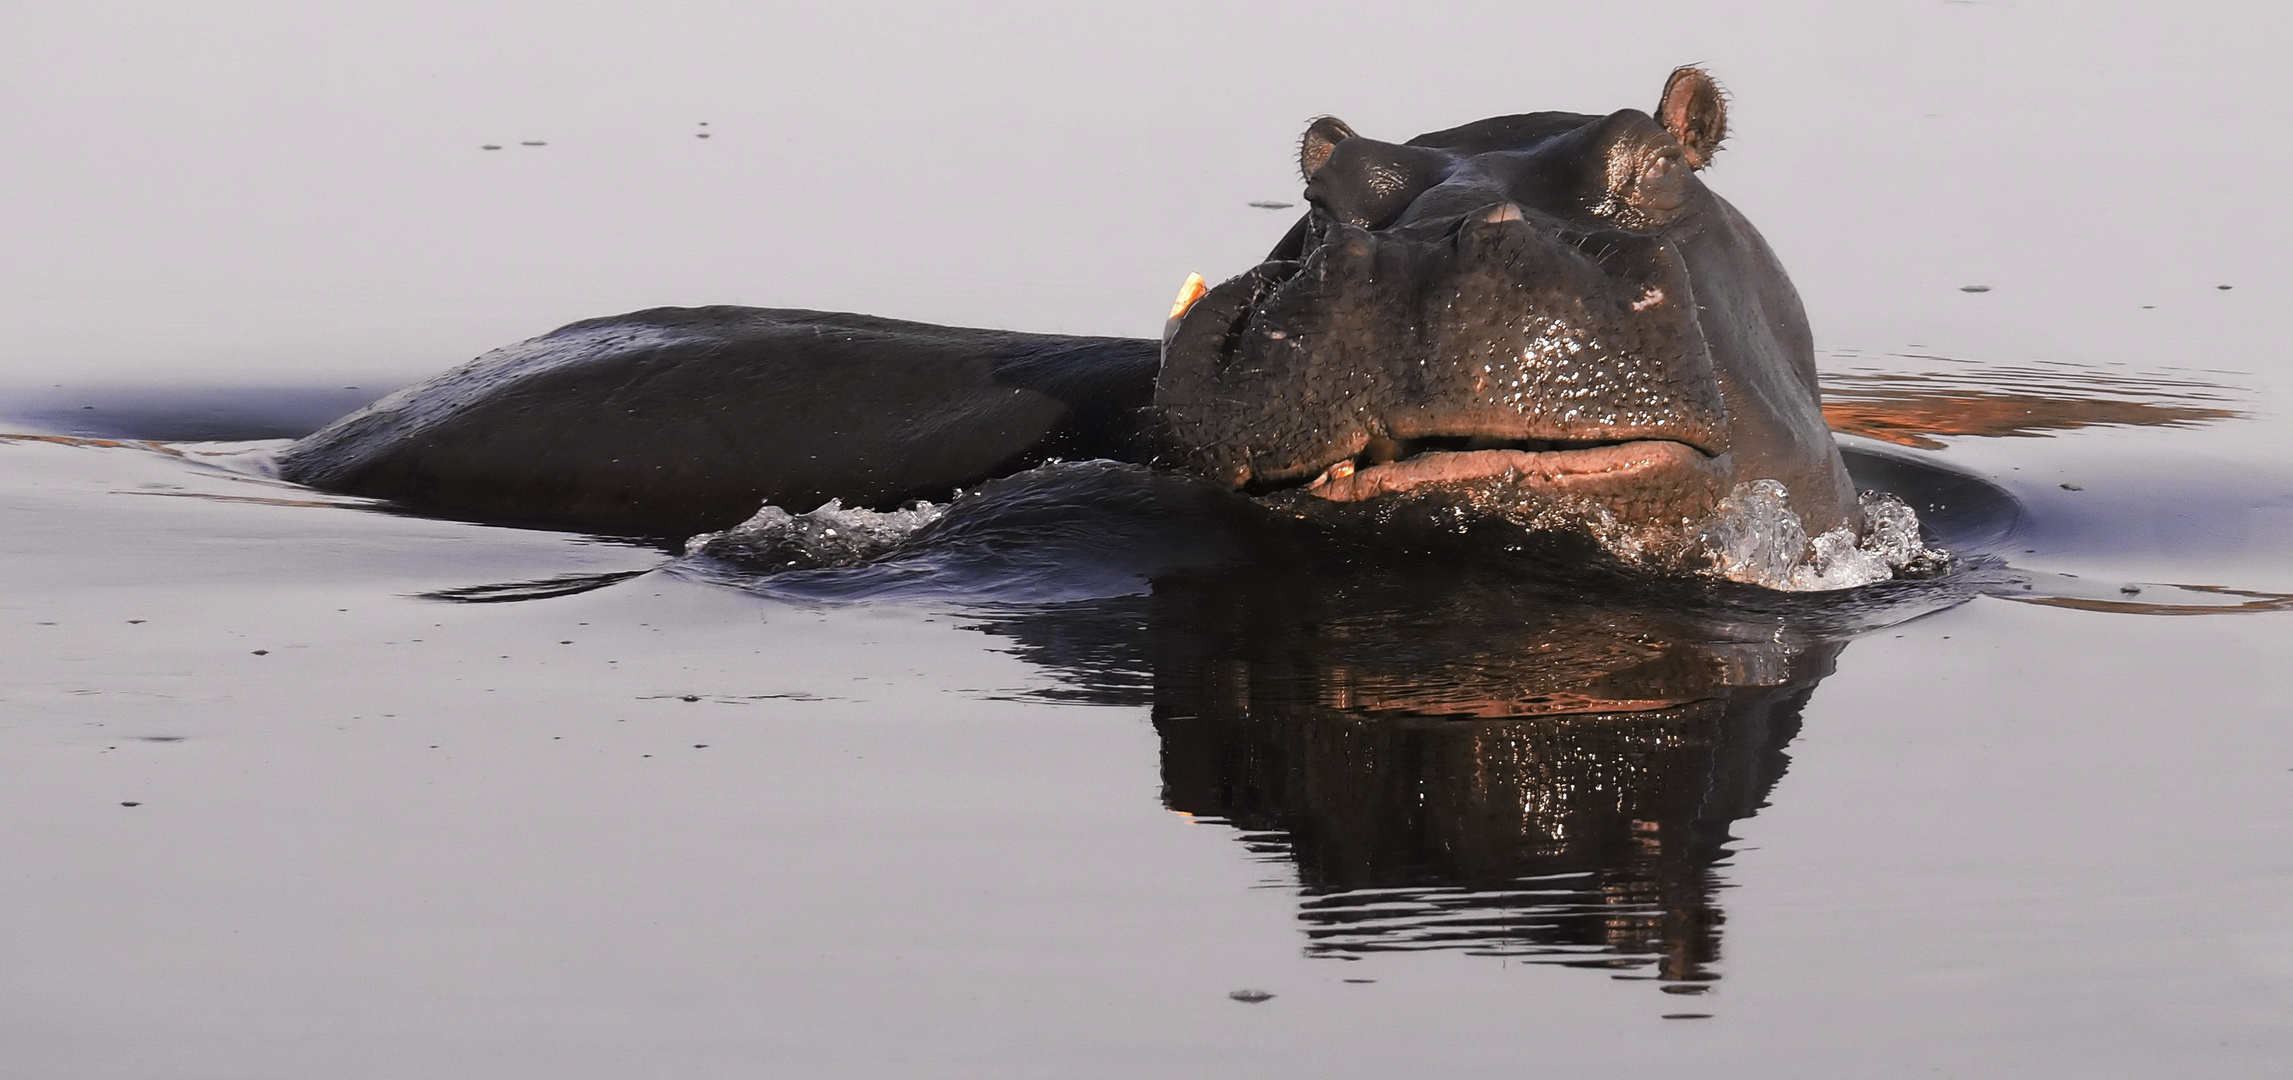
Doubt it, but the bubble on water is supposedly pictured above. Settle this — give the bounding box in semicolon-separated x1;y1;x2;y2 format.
686;498;945;569
1699;480;1947;591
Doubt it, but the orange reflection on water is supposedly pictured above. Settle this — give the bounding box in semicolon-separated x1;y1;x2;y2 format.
1819;357;2243;449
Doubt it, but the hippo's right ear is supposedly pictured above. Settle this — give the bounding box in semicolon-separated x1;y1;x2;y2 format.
1299;116;1358;179
1657;67;1727;169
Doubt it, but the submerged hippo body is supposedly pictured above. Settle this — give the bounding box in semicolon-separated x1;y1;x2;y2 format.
279;68;1857;554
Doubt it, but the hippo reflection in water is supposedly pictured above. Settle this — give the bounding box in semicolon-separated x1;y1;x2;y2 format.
971;561;1857;986
277;68;1878;572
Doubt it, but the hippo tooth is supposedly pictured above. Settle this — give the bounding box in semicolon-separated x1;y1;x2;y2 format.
1169;272;1210;320
1313;460;1356;486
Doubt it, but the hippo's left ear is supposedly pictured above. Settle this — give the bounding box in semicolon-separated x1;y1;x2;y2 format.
1657;67;1727;169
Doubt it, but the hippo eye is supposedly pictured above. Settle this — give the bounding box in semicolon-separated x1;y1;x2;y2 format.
1607;148;1689;222
1304;137;1452;231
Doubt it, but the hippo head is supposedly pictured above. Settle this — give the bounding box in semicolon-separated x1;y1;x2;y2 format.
1154;68;1858;558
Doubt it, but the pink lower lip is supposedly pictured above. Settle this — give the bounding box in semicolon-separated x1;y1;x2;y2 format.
1306;440;1706;503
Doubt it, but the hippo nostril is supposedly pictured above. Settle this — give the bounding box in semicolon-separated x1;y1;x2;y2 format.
1482;203;1526;224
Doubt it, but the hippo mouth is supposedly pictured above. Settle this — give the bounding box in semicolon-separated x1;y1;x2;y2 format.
1285;435;1716;503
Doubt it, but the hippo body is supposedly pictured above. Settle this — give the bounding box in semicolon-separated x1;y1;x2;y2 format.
278;307;1159;535
280;68;1858;558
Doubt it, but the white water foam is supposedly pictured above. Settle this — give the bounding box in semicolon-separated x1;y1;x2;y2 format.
1699;479;1945;591
691;476;1946;592
686;498;946;569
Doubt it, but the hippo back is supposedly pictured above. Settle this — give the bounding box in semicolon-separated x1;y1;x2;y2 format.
276;307;1159;536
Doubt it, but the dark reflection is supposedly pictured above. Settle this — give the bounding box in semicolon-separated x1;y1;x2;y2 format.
1149;569;1839;982
418;568;655;603
2001;578;2293;616
864;449;2016;986
975;557;1960;986
0;383;394;441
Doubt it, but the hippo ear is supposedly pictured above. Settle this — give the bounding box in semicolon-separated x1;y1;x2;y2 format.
1299;116;1358;179
1657;67;1728;169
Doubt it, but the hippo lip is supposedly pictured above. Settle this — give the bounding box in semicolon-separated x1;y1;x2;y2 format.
1298;437;1713;504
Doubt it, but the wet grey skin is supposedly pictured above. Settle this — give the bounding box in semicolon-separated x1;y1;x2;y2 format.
1155;67;1859;539
278;68;1853;543
275;310;1163;536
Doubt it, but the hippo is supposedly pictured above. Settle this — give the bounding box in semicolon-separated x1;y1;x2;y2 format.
277;68;1861;565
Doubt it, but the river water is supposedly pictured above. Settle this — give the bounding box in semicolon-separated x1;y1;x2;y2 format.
4;2;2291;1076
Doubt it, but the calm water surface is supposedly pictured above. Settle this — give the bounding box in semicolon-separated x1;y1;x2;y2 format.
4;2;2291;1076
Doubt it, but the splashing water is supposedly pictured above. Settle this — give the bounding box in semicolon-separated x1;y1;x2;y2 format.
686;471;1948;594
687;499;945;569
1700;480;1946;591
